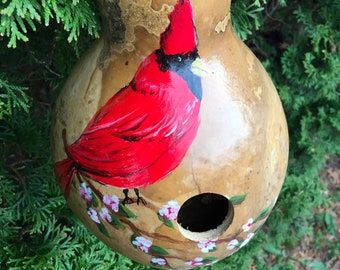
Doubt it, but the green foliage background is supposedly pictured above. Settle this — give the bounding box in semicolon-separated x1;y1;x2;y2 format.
0;0;339;269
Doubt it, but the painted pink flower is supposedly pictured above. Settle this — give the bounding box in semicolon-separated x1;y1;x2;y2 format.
242;218;254;232
79;182;92;204
103;194;119;212
197;237;218;253
240;232;255;248
151;257;167;266
185;257;204;266
87;208;100;224
226;239;239;250
158;200;180;220
99;207;112;223
132;236;152;253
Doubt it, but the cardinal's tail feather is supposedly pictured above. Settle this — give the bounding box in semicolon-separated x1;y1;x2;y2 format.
54;158;76;198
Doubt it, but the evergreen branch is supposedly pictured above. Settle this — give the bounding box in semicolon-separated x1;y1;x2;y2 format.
0;0;99;48
0;75;30;119
0;0;41;47
231;0;268;40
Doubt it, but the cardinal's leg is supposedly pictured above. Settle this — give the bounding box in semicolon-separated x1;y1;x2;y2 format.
122;188;146;205
122;189;134;205
134;188;146;205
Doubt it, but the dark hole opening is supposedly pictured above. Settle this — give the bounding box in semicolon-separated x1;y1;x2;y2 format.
177;193;233;232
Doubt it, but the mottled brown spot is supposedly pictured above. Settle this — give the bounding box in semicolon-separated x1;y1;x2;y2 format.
97;0;126;44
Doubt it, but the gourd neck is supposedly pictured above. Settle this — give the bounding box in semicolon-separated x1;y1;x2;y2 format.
97;0;231;45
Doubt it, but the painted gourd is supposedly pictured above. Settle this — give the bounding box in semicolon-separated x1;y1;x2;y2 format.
51;0;289;268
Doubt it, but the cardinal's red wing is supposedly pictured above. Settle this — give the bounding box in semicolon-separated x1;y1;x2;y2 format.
66;84;190;187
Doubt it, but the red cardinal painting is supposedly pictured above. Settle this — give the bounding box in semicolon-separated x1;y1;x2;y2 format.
54;0;204;204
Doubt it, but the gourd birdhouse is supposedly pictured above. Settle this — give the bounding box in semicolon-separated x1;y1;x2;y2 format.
51;0;289;268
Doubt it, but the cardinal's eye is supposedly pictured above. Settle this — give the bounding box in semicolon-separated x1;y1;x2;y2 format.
177;56;182;62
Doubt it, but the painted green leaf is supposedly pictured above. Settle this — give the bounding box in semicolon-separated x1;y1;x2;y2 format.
209;247;218;253
130;234;138;245
91;193;99;207
119;203;137;219
253;205;271;223
150;245;169;255
157;213;175;229
202;256;218;262
110;214;125;230
72;178;77;188
98;223;110;238
230;194;248;205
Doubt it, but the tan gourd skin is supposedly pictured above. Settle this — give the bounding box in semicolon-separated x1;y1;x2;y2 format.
51;0;288;268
